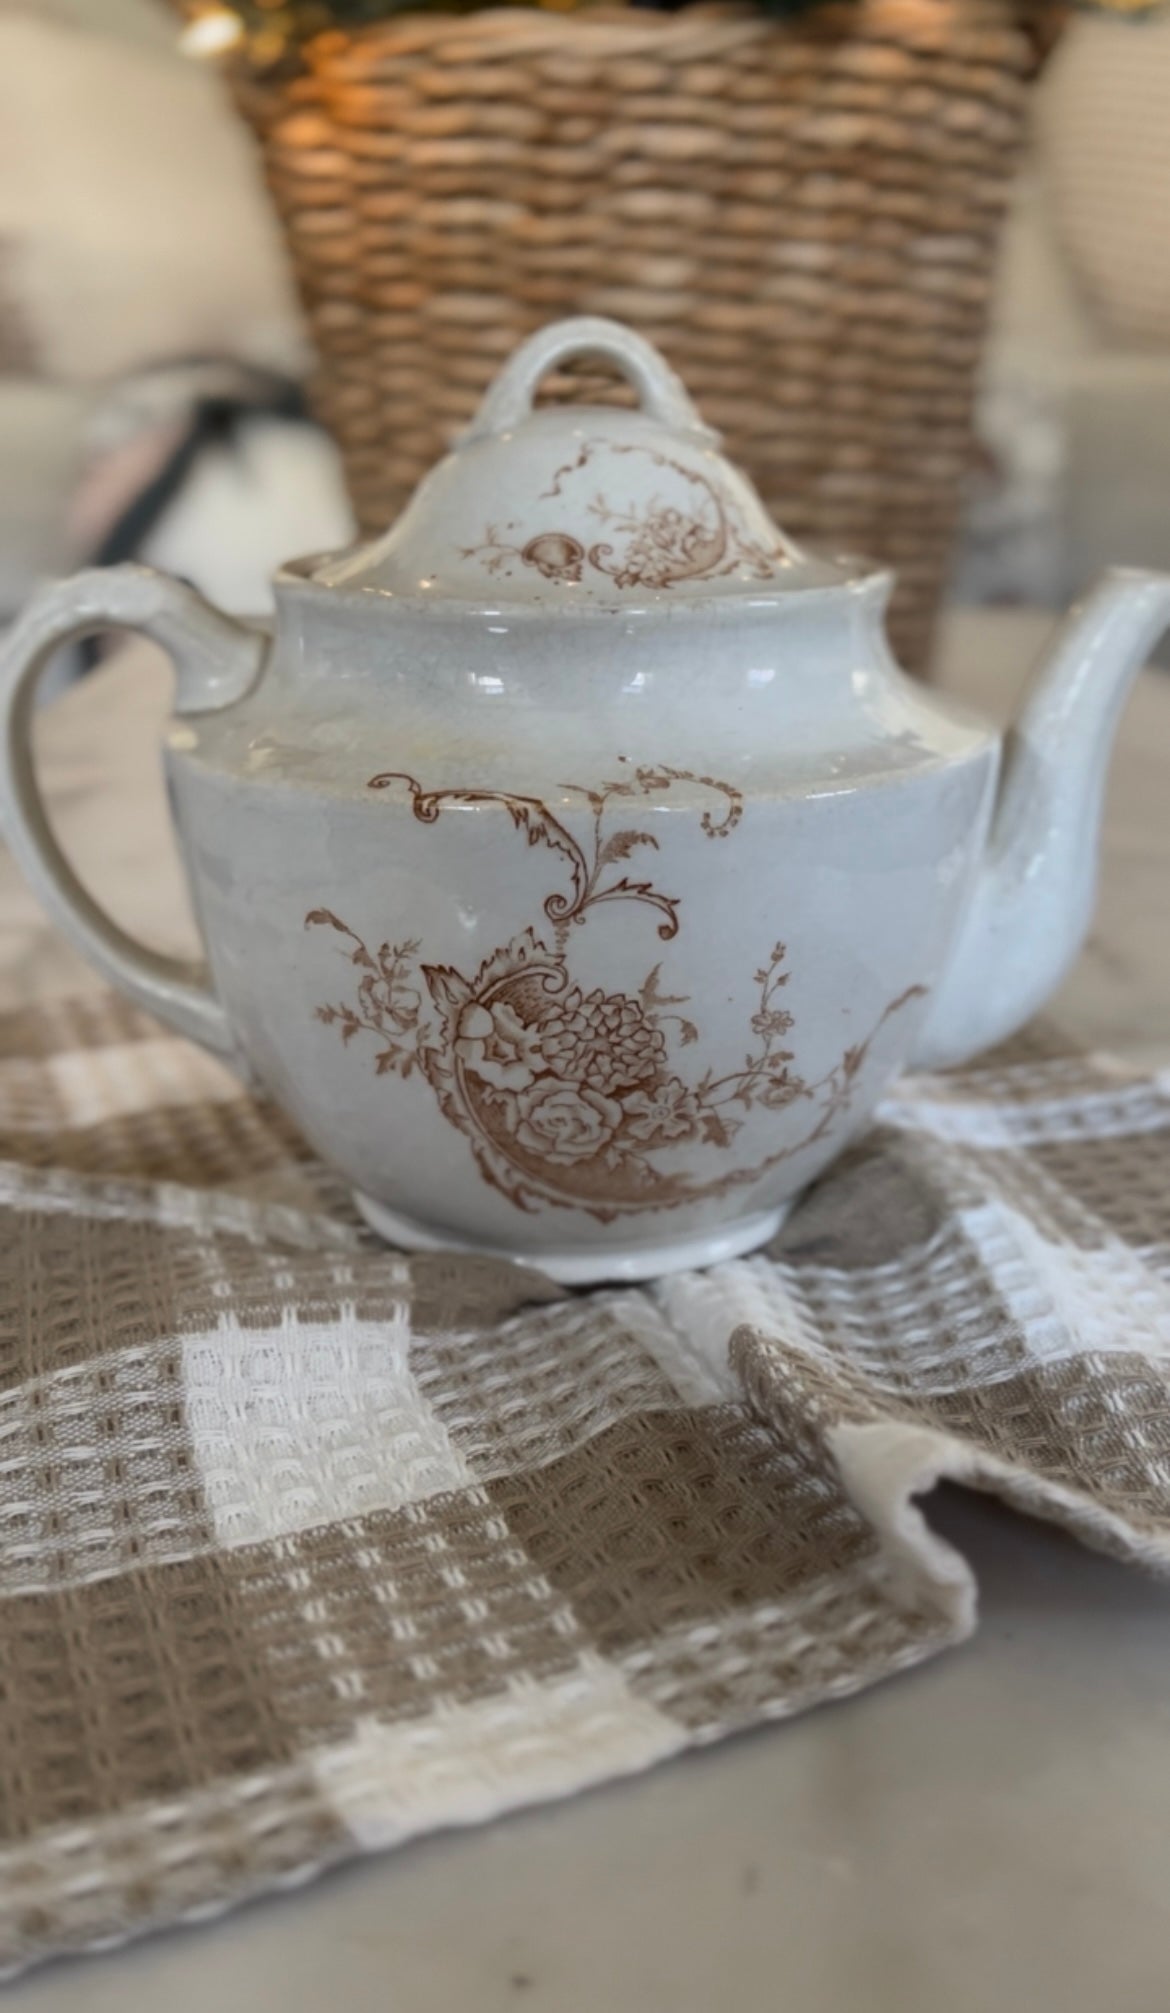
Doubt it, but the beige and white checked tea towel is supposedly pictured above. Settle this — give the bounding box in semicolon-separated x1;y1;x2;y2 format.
2;995;1170;1978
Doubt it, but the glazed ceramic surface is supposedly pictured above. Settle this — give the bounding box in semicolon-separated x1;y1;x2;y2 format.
3;318;1169;1282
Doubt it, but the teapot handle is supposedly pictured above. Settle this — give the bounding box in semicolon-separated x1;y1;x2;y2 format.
462;315;717;444
0;565;264;1059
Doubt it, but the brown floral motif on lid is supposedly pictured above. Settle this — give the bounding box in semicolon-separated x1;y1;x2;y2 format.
460;439;784;593
307;764;924;1223
520;533;585;583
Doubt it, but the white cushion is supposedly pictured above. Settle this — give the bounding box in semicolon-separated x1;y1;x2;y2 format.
0;11;306;382
1037;14;1170;350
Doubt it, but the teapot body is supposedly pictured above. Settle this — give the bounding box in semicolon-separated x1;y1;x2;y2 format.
8;314;1082;1283
162;579;997;1278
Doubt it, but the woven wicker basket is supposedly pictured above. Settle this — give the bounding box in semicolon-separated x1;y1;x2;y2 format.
230;0;1039;668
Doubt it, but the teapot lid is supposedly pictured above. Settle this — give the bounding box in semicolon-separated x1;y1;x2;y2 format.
310;318;856;608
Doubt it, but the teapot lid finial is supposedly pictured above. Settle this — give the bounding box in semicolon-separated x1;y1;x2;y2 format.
460;316;719;450
313;316;854;606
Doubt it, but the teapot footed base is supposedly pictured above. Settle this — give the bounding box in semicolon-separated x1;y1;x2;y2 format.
353;1191;790;1286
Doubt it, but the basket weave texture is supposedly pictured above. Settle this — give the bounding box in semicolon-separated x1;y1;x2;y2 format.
234;0;1036;668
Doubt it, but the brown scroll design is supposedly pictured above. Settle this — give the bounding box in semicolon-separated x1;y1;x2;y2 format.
460;440;784;592
307;764;922;1222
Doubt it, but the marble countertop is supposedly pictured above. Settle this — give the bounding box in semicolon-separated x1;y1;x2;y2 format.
6;609;1170;2012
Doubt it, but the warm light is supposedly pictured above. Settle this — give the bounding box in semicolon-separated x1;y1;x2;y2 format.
178;7;244;58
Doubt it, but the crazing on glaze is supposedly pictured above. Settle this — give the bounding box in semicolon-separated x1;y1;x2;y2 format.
307;764;924;1221
459;439;784;591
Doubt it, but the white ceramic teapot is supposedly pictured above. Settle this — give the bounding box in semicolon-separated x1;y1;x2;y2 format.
3;318;1168;1283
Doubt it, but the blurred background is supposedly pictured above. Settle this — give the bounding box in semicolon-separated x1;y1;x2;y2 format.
1;0;1168;667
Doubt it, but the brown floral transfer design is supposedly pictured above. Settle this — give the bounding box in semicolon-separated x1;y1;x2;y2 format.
307;765;923;1222
460;440;784;593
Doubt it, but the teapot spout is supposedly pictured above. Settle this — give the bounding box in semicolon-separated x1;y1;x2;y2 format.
914;569;1170;1071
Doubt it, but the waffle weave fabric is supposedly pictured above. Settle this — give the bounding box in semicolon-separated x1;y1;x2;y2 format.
1;996;1168;1976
